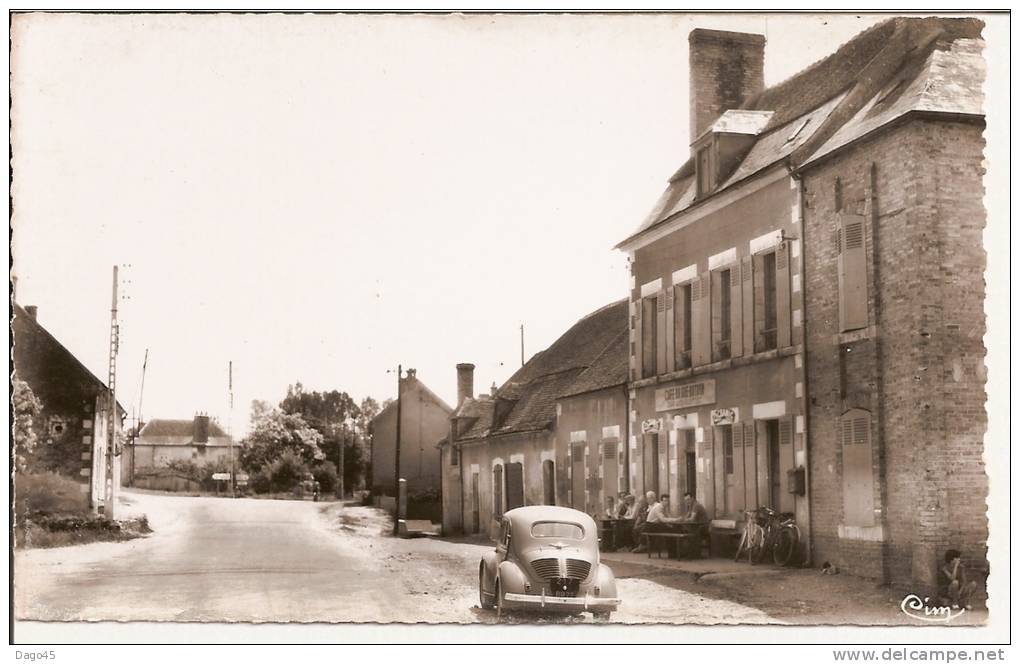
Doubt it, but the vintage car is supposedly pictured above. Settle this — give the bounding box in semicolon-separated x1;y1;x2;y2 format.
478;505;620;619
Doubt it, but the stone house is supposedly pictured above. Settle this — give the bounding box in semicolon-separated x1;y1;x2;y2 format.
12;302;125;511
123;415;235;486
370;369;452;499
440;300;628;538
616;18;986;591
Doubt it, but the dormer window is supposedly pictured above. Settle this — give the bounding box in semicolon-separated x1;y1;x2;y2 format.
696;145;714;198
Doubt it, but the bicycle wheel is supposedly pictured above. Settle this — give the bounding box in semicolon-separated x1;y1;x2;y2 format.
772;526;799;566
734;528;748;562
748;524;766;564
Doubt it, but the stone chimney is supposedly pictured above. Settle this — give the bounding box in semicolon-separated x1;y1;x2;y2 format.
456;363;475;407
24;305;38;320
689;29;766;141
193;414;210;444
406;368;417;380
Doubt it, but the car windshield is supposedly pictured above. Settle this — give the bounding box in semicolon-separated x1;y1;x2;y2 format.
531;521;584;539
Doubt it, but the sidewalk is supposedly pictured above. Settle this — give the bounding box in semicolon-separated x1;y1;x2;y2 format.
600;550;989;626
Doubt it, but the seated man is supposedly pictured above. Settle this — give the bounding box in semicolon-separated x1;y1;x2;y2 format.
633;493;683;553
680;491;709;558
619;494;637;518
629;492;653;552
940;549;978;610
603;496;617;519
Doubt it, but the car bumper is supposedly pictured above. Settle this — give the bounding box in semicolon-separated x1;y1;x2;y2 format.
504;592;620;610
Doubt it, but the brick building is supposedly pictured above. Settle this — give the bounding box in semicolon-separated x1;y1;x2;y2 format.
616;18;986;591
12;302;125;511
440;300;628;538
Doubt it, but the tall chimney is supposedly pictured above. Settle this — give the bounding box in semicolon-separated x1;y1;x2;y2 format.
689;29;766;142
193;414;210;443
24;305;38;320
456;363;475;406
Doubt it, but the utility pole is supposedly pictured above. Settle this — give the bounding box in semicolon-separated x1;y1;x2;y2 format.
229;360;235;498
520;324;525;367
393;364;402;536
338;421;346;502
104;266;120;520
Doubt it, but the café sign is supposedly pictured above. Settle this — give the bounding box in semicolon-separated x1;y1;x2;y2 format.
655;379;715;412
641;419;661;434
711;407;738;426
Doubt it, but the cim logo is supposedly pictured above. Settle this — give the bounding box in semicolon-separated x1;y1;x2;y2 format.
899;594;967;623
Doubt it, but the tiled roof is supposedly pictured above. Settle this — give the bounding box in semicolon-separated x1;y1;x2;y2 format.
372;373;454;424
559;328;630;399
139;418;228;439
620;17;984;246
454;299;628;442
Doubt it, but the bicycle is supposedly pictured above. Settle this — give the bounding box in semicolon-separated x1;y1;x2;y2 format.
734;509;765;563
755;506;802;566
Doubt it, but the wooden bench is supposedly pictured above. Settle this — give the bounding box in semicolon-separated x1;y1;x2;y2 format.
709;519;741;556
644;532;694;559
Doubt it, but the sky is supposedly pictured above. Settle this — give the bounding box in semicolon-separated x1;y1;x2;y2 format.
8;12;984;436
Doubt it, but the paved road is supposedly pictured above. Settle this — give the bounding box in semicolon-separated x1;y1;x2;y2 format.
14;492;409;622
15;491;773;624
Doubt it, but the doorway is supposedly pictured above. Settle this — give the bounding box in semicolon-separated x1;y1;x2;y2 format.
571;444;586;511
643;433;659;496
471;471;480;533
766;419;781;509
542;459;555;505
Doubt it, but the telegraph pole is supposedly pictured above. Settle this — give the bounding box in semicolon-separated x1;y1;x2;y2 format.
104;266;120;520
229;360;235;498
393;364;402;536
520;324;525;367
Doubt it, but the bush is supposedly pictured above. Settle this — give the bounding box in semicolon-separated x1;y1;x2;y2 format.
267;451;309;492
312;463;337;494
14;472;90;523
251;468;272;494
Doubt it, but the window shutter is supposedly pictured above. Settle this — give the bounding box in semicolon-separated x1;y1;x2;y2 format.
840;409;875;526
744;421;758;510
702;427;716;517
664;286;675;372
711;271;723;359
730;260;744;357
633;297;643;380
741;256;754;357
692;272;712;366
656;291;667;375
838;215;868;332
732;423;745;512
776;241;792;348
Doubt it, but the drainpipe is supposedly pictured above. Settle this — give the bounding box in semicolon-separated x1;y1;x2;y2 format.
792;169;814;566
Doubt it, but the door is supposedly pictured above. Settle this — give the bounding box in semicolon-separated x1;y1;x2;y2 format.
643;434;659;496
506;462;525;510
602;442;618;504
766;420;781;509
571;444;586;510
685;451;697;500
471;471;480;533
542;459;556;505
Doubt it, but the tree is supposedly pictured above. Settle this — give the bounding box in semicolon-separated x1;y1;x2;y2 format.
239;405;324;474
13;378;42;472
279;383;367;490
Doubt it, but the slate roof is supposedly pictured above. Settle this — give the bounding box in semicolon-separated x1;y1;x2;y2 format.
453;299;628;443
620;17;984;247
139;418;229;439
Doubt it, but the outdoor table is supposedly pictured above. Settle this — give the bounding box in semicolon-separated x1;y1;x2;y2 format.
598;518;635;551
644;521;709;559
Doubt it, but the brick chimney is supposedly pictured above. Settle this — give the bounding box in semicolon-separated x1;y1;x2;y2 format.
193;414;210;444
689;29;766;141
456;363;475;407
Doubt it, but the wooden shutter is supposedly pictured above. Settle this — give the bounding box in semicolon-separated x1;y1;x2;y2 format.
702;427;716;517
841;409;875;526
602;441;618;501
692;272;712;366
710;271;723;359
730;259;744;357
838;215;868;332
732;422;745;512
674;284;690;370
778;415;795;513
493;465;504;518
633;298;643;380
776;241;792;348
506;462;524;510
656;291;667;375
741;256;754;355
664;286;675;373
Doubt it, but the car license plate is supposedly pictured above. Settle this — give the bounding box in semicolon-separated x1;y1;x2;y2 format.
550;579;579;597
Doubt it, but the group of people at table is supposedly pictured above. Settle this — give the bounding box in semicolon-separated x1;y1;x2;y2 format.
600;490;709;556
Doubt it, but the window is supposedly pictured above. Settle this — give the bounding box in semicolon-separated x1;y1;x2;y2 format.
642;295;657;377
532;521;584;539
450;446;460;466
542;459;555;505
754;250;779;352
712;268;733;361
836;215;868;332
674;283;693;369
696;146;713;198
722;425;734;475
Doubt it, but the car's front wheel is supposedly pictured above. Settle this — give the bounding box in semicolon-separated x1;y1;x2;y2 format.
479;566;494;610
